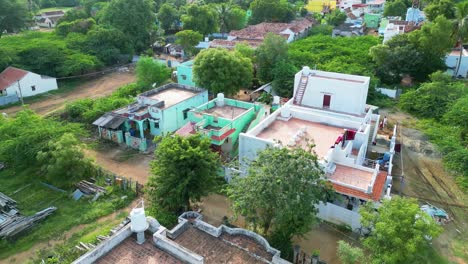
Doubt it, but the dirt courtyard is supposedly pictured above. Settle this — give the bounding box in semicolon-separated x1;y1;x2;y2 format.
2;71;136;116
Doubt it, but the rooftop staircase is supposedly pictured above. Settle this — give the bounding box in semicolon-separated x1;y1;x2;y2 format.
294;76;309;105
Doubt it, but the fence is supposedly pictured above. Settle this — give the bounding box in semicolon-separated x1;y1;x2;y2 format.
96;168;144;196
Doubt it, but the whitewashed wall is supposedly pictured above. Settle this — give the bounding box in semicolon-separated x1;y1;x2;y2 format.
6;72;57;97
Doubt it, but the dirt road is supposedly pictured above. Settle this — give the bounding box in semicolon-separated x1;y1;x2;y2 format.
382;110;467;263
3;71;136;116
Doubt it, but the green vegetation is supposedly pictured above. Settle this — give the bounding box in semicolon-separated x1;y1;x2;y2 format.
146;134;222;225
0;0;28;37
135;56;171;87
400;72;468;188
325;9;347;26
227;144;334;260
337;241;365;264
359;196;443;264
175;30;203;56
0;110;134;259
214;3;247;33
256;33;289;83
181;4;219;35
248;0;295;24
157;3;180;33
193;48;253;96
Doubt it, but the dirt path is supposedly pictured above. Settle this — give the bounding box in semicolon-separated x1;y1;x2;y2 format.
3;71;136;116
381;110;467;263
85;144;152;185
2;199;140;264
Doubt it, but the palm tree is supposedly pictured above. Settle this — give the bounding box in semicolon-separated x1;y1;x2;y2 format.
453;2;468;77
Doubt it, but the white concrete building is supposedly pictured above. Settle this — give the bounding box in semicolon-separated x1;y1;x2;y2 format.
0;67;58;98
35;10;65;28
445;48;468;78
383;21;407;43
237;67;397;229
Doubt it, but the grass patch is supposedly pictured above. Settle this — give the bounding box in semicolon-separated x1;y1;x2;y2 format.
38;7;73;13
0;167;135;260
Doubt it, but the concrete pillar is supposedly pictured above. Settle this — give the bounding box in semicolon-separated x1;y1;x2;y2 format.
138;121;145;139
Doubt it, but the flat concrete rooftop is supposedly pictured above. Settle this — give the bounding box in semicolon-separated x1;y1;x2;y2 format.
96;233;182;264
146;88;198;109
256;118;346;158
173;226;272;263
202;105;249;120
329;164;374;190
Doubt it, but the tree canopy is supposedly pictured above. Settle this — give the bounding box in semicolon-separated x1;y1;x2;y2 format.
360;196;443;264
0;0;29;37
424;0;456;21
175;30;203;56
326;9;347;26
193;48;253;95
213;3;247;33
249;0;295;24
256;33;289;83
227;144;333;257
383;0;408;19
135;56;171;87
181;4;218;35
146;134;221;213
157;3;180;33
100;0;155;51
272;61;298;98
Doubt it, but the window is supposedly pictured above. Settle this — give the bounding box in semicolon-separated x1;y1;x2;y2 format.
31;85;36;91
322;94;331;108
154;122;160;129
183;108;190;119
181;75;187;80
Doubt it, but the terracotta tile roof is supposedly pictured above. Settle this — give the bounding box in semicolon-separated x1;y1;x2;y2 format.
229;19;314;40
210;39;263;49
42;10;65;17
389;20;409;25
0;67;29;91
332;171;387;201
211;128;236;141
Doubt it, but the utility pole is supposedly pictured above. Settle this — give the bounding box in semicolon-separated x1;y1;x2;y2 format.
17;80;24;105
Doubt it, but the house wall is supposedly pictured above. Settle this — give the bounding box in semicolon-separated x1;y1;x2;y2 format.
296;71;369;115
445;54;468;78
6;73;58;98
316;202;361;230
0;94;19;106
177;62;196;87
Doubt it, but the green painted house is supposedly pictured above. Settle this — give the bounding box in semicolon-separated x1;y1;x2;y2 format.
93;83;208;151
176;60;196;87
364;13;381;29
175;93;266;157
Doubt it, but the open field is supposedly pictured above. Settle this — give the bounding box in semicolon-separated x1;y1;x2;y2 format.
2;71;136;116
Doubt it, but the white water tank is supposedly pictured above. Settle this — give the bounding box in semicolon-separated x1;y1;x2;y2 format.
302;66;311;76
216;93;225;107
281;105;291;118
130;207;148;233
272;96;280;105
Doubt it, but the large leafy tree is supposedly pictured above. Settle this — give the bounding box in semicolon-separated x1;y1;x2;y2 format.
256;33;288;83
193;48;253;95
360;196;443;264
272;61;298;98
100;0;155;51
227;145;333;255
37;133;97;187
146;134;221;213
383;0;408;19
157;3;179;33
424;0;455;21
135;56;171;87
0;0;29;38
175;30;203;56
249;0;295;24
83;26;133;65
213;3;247;33
337;241;365;264
181;4;218;35
325;9;347;26
399;71;467;120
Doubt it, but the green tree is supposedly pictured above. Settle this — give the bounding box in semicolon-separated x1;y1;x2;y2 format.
214;3;247;33
157;3;179;32
360;196;443;264
135;56;171;87
400;72;467;120
56;18;96;36
146;134;221;213
308;24;333;36
175;30;203;56
234;43;255;62
193;48;253;95
383;0;408;19
249;0;295;24
181;4;218;35
37;133;97;187
84;25;133;65
453;2;468;77
272;61;298;98
227;145;333;255
424;0;456;21
0;0;29;37
325;9;347;26
56;8;89;25
100;0;155;51
256;33;288;83
59;53;102;76
337;241;365;264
